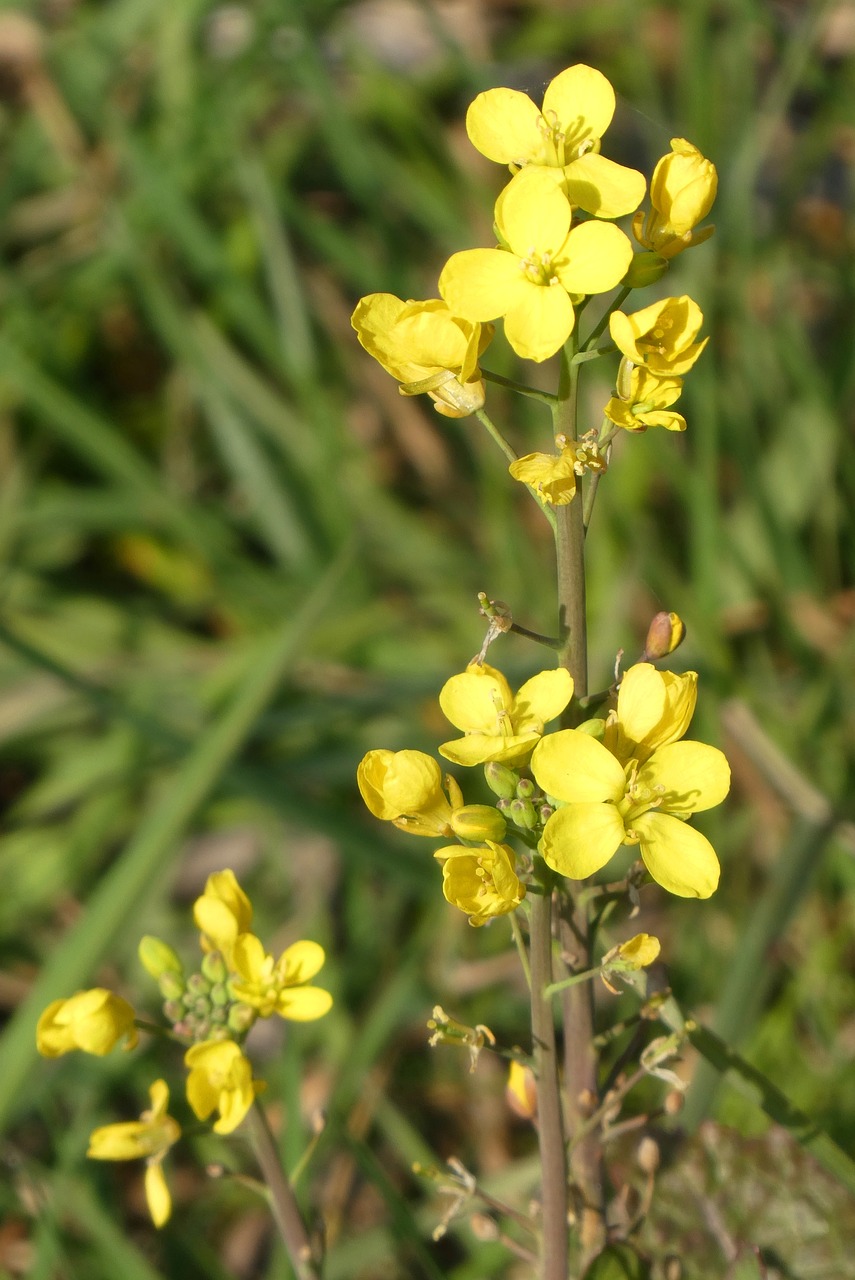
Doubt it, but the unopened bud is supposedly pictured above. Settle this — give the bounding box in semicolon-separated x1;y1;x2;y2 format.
484;761;519;800
515;777;536;800
450;804;507;843
470;1213;499;1242
636;1135;660;1174
539;803;553;823
158;972;184;1001
186;973;211;998
209;1005;227;1024
201;950;228;985
642;610;686;660
209;982;229;1007
622;250;669;289
139;935;183;982
508;798;538;830
163;999;184;1024
228;1003;256;1035
575;717;605;739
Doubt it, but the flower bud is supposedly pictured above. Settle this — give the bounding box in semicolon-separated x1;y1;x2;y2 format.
209;982;229;1007
228;1003;256;1035
186;973;211;998
163;999;184;1024
450;804;507;843
201;950;228;986
158;972;184;1002
484;761;519;800
642;611;686;660
138;936;183;982
508;798;538;830
622;250;668;289
515;777;536;800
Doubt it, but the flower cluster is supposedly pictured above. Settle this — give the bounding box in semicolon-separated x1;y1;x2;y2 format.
358;658;729;924
36;869;332;1227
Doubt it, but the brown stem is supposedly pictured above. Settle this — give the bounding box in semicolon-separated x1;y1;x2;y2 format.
247;1100;322;1280
528;889;569;1280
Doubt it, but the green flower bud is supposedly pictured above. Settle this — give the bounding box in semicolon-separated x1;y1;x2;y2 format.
201;950;228;986
209;982;229;1008
509;798;538;830
622;251;668;290
186;973;211;999
228;1003;256;1035
575;718;605;739
163;999;184;1024
484;761;519;800
158;971;185;1002
138;935;183;982
450;804;507;843
210;1005;228;1025
515;777;536;800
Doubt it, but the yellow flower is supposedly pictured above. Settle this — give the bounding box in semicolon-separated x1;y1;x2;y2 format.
439;168;633;363
434;840;525;926
228;934;333;1022
602;663;698;765
184;1039;260;1135
357;748;464;836
609;296;708;376
531;727;730;898
604;365;685;433
351;294;493;418
438;663;574;767
87;1080;180;1228
36;989;138;1058
600;933;661;993
466;63;645;218
193;868;253;955
509;436;605;506
633;138;717;258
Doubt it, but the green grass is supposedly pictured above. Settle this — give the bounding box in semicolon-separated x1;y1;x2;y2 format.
2;0;855;1275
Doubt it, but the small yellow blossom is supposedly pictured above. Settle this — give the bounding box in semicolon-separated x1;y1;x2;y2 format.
439;168;633;363
600;933;661;992
603;663;697;764
609;296;708;377
633;139;717;259
36;989;138;1058
604;365;685;433
509;435;605;506
193;868;253;955
357;748;464;836
466;63;645;218
434;841;525;926
87;1080;180;1228
229;934;333;1022
184;1039;260;1135
506;1060;537;1119
351;294;492;418
531;722;730;898
438;662;573;767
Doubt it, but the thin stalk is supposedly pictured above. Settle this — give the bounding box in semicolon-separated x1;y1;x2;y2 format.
475;407;557;532
510;912;532;990
528;887;569;1280
247;1100;321;1280
482;368;558;405
553;340;606;1263
580;287;631;351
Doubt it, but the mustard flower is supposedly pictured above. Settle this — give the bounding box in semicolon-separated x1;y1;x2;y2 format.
633;138;717;259
531;728;730;898
604;365;685;433
438;662;574;767
184;1039;259;1135
600;933;661;993
434;840;525;926
609;296;708;377
87;1079;180;1228
36;988;138;1058
228;934;333;1022
357;748;464;836
439;168;633;363
193;868;252;955
509;435;605;505
351;294;493;418
466;63;645;218
603;663;697;765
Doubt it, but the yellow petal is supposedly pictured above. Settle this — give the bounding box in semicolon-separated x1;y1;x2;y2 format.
497;168;572;258
556;221;633;295
641;410;686;431
231;931;267;981
512;668;574;731
639;741;731;815
438;732;539;767
541;802;626;879
88;1120;152;1161
185;1071;217;1123
634;812;720;898
276;986;333;1021
466;87;547;165
531;729;626;803
439;248;529;322
144;1162;172;1228
542;64;615;146
504;284;575;362
357;748;444;820
391;307;469;371
615;663;667;745
563;153;646;218
279;939;326;984
439;665;513;733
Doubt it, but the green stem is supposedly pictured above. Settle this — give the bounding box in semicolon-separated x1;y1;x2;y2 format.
528;887;569;1280
581;287;631;351
510;911;532;991
246;1100;321;1280
474;406;518;465
482;368;558;405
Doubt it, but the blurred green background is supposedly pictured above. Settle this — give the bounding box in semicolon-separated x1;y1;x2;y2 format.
1;0;855;1275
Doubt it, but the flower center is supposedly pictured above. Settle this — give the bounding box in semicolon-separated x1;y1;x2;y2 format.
518;248;560;287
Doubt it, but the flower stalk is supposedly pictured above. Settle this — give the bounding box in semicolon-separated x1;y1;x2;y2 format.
246;1100;322;1280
